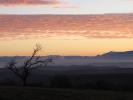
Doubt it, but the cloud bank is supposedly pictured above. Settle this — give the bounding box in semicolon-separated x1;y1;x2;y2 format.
0;14;133;40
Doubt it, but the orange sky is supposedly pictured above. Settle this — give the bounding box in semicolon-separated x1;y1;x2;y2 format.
0;38;133;56
0;14;133;56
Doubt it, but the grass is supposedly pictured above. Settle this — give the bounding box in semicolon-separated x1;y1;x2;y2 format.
0;87;132;100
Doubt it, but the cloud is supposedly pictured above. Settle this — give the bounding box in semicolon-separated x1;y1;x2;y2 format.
0;0;59;5
0;14;133;40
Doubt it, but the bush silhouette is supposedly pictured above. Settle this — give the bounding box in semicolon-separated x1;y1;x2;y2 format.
49;75;72;88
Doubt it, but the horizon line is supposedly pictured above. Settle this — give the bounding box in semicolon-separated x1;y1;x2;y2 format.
0;50;133;57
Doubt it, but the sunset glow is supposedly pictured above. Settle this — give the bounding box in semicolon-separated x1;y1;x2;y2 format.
0;15;133;56
0;1;133;56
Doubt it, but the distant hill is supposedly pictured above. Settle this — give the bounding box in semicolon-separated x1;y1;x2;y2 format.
0;50;133;61
0;51;133;67
98;51;133;59
49;50;133;60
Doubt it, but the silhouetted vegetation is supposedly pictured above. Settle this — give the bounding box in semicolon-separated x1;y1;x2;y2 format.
46;73;133;91
49;75;72;88
0;63;132;99
0;64;133;92
6;44;52;86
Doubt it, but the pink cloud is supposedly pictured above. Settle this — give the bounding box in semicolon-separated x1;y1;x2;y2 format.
0;14;133;40
0;0;59;5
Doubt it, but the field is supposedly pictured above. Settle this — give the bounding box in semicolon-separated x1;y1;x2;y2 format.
0;87;133;100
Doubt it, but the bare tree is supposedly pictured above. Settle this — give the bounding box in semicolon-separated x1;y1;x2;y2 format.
6;44;52;86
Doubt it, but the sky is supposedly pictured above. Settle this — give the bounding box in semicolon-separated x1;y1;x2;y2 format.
0;0;133;14
0;0;133;56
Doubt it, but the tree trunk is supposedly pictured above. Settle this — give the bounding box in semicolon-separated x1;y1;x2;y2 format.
22;79;27;86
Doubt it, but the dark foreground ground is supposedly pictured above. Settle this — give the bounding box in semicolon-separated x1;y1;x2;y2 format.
0;87;133;100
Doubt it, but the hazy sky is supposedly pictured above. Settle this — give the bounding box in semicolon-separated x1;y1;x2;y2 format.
0;0;133;56
0;0;133;14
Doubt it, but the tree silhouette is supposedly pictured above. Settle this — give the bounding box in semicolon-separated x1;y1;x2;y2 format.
6;44;52;86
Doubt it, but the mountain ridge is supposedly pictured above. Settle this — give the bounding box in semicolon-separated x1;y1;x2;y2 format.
0;50;133;59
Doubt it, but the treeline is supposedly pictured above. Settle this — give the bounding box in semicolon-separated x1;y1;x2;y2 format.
48;74;133;91
1;72;133;92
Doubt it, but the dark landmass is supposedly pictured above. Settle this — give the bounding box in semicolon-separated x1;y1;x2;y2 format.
0;50;133;99
0;87;133;100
